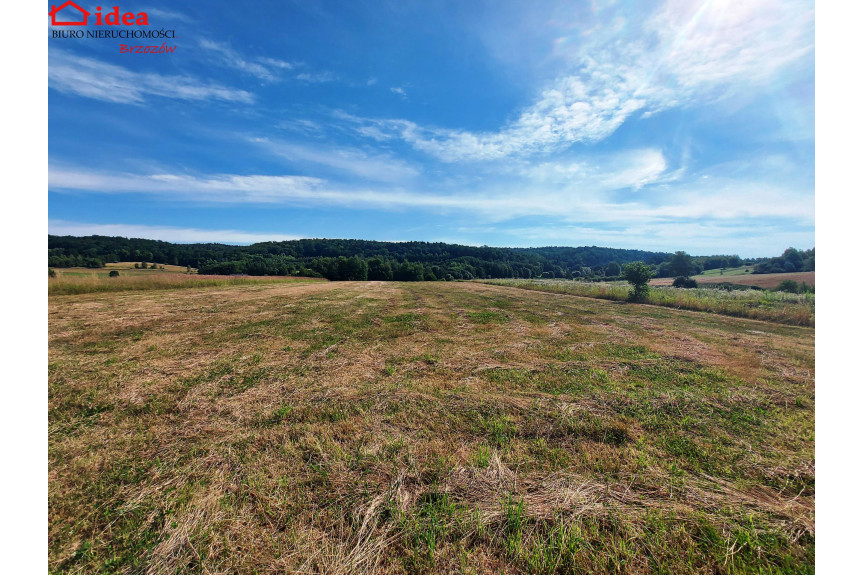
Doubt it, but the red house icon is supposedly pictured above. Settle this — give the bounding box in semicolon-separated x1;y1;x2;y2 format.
49;1;90;26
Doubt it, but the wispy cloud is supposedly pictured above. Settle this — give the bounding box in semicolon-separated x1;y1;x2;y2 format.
49;50;253;104
342;0;813;162
295;71;337;83
49;168;325;203
249;137;420;183
48;164;812;227
198;40;296;81
390;87;407;98
516;149;672;191
48;220;301;243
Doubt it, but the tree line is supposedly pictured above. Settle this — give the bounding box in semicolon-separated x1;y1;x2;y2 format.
48;235;812;282
752;248;814;274
48;236;671;281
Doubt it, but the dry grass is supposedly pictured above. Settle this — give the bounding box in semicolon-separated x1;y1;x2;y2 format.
49;281;814;573
483;279;815;327
651;272;815;289
105;262;196;273
48;271;324;295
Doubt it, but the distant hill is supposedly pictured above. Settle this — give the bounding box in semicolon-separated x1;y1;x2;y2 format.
48;235;671;280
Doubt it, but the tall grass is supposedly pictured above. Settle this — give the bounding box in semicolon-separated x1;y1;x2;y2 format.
48;273;323;295
481;279;815;326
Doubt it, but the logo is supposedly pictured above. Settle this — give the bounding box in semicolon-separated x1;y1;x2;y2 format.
48;1;89;25
49;3;176;52
49;3;149;26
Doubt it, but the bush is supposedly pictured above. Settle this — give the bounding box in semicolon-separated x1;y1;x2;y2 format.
672;276;698;289
622;261;654;302
49;269;56;278
774;280;814;294
775;279;800;293
109;270;120;277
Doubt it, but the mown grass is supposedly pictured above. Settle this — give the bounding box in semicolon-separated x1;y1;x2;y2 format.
48;272;324;295
696;265;754;277
49;280;814;573
481;279;815;326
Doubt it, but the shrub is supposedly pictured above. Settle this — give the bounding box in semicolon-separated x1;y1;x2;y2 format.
672;276;698;289
49;269;56;278
775;279;800;293
622;261;654;302
109;270;120;277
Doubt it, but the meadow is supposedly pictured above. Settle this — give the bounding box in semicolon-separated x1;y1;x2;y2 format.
651;271;815;290
483;279;814;327
48;266;323;296
49;280;814;574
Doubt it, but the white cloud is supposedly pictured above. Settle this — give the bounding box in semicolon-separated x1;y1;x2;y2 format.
49;50;253;104
48;220;301;244
344;0;813;162
646;0;814;91
198;40;296;81
296;71;336;83
390;87;407;98
258;57;296;70
249;137;420;183
519;148;672;191
49;168;325;203
48;164;812;228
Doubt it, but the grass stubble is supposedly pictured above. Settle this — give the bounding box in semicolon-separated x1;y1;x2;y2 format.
49;280;814;573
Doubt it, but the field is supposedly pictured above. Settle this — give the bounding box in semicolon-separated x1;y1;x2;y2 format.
651;271;815;290
484;279;814;327
105;262;196;274
691;266;755;277
49;267;324;296
55;263;196;277
49;281;814;574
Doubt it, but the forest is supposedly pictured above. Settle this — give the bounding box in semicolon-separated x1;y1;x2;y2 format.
47;235;808;282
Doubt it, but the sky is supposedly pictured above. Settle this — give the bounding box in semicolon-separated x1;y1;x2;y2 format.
47;0;815;257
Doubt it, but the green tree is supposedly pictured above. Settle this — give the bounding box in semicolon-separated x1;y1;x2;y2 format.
669;251;694;277
605;261;621;277
367;257;393;281
782;248;803;272
623;261;654;302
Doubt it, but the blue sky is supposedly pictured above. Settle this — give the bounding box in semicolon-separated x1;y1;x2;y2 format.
47;0;814;257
